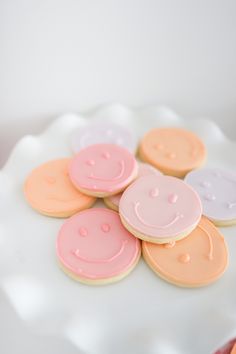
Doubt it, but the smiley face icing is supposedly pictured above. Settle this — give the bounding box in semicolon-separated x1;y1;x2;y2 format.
139;127;207;178
56;208;141;285
104;163;162;211
119;175;202;243
142;217;228;287
70;122;137;154
69;144;138;197
185;168;236;226
24;159;96;217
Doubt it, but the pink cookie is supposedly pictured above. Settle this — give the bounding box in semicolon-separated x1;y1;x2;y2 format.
104;163;162;211
56;208;141;285
119;175;202;243
69;144;138;197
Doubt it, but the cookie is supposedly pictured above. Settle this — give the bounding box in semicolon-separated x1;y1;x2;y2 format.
104;162;162;211
185;167;236;226
56;208;141;285
119;174;202;243
139;127;206;177
69;144;138;197
142;216;228;287
71;122;137;154
24;158;96;217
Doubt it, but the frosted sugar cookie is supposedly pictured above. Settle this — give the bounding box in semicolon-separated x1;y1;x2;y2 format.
56;208;141;285
119;174;202;243
69;144;138;197
24;158;96;217
185;167;236;226
71;122;137;154
139;127;206;177
142;217;228;287
104;162;162;211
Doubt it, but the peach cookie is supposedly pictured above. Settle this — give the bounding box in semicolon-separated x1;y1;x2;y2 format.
69;143;138;197
142;217;228;287
104;162;162;211
24;158;96;217
139;127;206;177
185;168;236;226
56;208;141;285
119;175;202;244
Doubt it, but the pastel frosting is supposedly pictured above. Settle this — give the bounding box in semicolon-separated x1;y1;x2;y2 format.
56;208;141;280
24;158;96;217
139;127;206;177
69;143;138;195
71;122;137;154
106;162;162;210
119;174;202;240
185;168;236;223
142;216;228;287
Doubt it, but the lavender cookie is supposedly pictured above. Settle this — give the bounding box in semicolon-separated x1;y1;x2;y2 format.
185;167;236;226
71;122;137;154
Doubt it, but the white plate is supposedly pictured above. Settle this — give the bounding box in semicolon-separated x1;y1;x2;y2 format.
0;104;236;354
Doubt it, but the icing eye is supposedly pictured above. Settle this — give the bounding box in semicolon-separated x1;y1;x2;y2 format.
166;152;176;159
204;193;216;201
149;187;159;198
101;152;111;160
101;223;110;233
200;181;211;188
178;253;191;263
154;143;164;150
168;193;178;204
86;159;95;166
45;176;56;184
79;227;88;237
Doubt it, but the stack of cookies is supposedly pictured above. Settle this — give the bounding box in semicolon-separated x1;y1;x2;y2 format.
24;122;235;287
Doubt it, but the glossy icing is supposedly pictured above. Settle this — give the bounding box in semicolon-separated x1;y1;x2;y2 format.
24;159;96;216
56;208;141;280
142;217;228;287
185;168;236;222
119;174;202;240
139;127;206;177
70;122;137;154
69;144;138;195
105;163;162;210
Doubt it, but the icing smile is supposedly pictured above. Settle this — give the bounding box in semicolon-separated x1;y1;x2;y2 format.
134;201;183;229
73;239;128;263
88;160;125;181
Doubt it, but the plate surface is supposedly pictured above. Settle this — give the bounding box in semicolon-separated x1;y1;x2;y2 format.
0;104;236;354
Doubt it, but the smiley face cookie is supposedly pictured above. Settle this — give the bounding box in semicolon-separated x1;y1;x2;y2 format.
185;168;236;226
69;144;138;197
142;217;228;287
139;127;206;177
104;162;162;211
24;158;96;217
71;122;137;154
56;208;141;285
119;175;202;243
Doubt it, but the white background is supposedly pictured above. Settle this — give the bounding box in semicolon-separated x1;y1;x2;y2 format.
0;1;236;353
0;0;236;167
